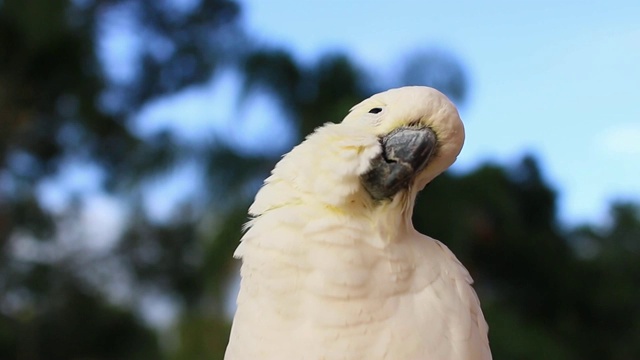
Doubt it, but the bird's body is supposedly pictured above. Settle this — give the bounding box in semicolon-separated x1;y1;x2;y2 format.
225;87;491;360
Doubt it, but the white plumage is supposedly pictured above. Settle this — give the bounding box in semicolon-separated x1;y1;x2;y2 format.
225;86;491;359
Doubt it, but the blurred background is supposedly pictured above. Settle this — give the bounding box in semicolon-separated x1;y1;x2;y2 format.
1;0;639;359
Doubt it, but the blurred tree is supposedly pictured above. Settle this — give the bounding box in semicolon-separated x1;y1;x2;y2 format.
1;0;639;359
565;203;640;360
400;48;468;104
0;0;245;357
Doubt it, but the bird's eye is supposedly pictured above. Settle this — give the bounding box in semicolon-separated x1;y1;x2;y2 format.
368;107;383;114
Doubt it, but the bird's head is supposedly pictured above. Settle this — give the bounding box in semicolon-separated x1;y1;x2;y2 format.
246;86;464;224
343;86;465;201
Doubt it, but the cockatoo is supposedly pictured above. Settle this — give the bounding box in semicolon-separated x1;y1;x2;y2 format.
225;86;491;360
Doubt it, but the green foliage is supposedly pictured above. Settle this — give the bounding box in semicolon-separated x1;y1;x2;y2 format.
170;313;231;360
0;265;161;359
1;0;639;359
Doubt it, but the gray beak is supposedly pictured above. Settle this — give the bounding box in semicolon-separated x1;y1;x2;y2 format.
361;127;437;200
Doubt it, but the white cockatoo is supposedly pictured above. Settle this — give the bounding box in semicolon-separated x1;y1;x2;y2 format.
225;86;491;360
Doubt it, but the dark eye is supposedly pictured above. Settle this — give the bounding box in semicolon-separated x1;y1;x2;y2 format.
368;107;383;114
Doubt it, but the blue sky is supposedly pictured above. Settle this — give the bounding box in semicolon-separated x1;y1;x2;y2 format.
236;0;640;225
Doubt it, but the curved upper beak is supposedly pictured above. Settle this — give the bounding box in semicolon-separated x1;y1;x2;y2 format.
361;127;437;201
